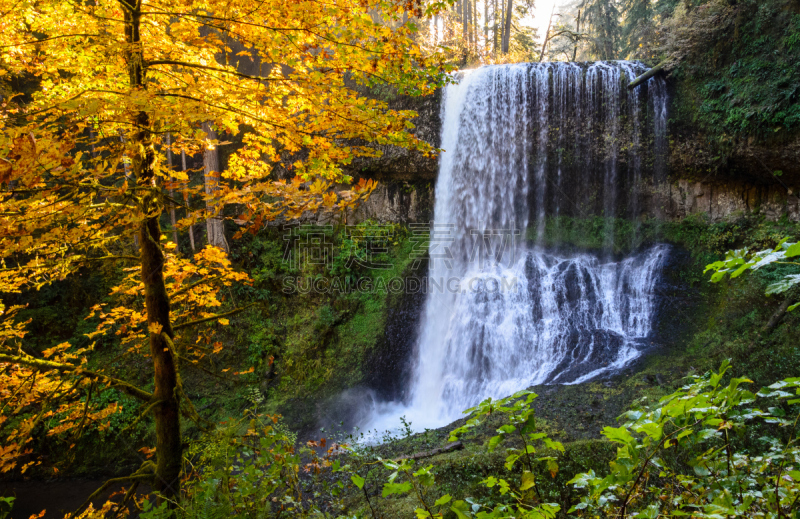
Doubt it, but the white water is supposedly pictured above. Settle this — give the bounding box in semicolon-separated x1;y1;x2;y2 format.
366;63;669;434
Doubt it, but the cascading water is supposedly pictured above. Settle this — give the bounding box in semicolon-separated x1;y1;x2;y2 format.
367;62;669;433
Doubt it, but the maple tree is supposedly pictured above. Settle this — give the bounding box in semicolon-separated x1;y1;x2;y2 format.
0;0;449;507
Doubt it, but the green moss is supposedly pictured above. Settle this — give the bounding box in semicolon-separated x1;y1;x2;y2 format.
528;213;799;257
671;0;800;143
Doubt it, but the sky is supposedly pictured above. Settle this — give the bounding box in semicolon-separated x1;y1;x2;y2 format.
527;0;562;44
428;0;565;48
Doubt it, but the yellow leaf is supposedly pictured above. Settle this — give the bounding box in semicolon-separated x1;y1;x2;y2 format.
148;322;163;335
520;472;536;491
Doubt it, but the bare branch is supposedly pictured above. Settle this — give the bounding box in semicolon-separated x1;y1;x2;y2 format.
172;303;257;331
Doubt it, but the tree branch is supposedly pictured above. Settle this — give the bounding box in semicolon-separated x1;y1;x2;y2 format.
117;399;164;437
147;60;278;82
0;33;101;48
70;465;155;518
0;353;153;402
170;275;221;299
178;355;232;381
172;303;256;331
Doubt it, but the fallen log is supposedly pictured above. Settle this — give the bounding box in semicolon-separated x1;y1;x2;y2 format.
394;441;464;462
762;289;799;335
627;60;668;90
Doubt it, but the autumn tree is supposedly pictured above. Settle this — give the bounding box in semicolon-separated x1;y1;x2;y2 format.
0;0;448;506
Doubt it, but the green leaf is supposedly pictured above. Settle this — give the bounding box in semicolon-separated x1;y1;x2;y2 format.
487;434;504;452
766;275;800;295
786;242;800;258
414;468;435;487
504;454;520;471
602;426;634;445
434;494;452;506
497;424;516;434
451;504;471;519
547;458;559;478
382;481;413;497
351;474;365;489
521;412;537;434
543;438;565;453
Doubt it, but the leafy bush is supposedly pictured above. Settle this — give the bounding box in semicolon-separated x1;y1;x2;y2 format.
568;361;800;518
705;238;800;310
140;409;332;519
668;0;800;140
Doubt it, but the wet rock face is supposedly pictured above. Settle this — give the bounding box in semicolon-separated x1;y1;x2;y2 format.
649;178;800;222
349;180;434;224
311;179;434;226
364;270;429;402
345;89;443;182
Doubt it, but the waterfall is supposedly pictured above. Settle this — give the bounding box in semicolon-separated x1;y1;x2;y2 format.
367;62;669;433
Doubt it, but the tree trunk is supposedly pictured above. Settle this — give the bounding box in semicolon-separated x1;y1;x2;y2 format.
120;133;139;249
762;291;798;335
603;6;615;60
165;133;179;249
123;3;182;502
499;0;504;54
394;441;464;462
627;59;667;90
472;0;478;52
462;0;468;42
202;122;230;253
539;3;556;62
484;0;489;51
493;0;499;55
180;149;196;253
502;0;513;53
466;0;472;47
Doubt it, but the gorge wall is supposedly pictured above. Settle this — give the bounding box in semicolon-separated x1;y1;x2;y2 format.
309;60;799;435
344;64;800;227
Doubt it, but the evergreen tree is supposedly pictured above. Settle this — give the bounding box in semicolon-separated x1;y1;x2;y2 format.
620;0;655;58
582;0;623;59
